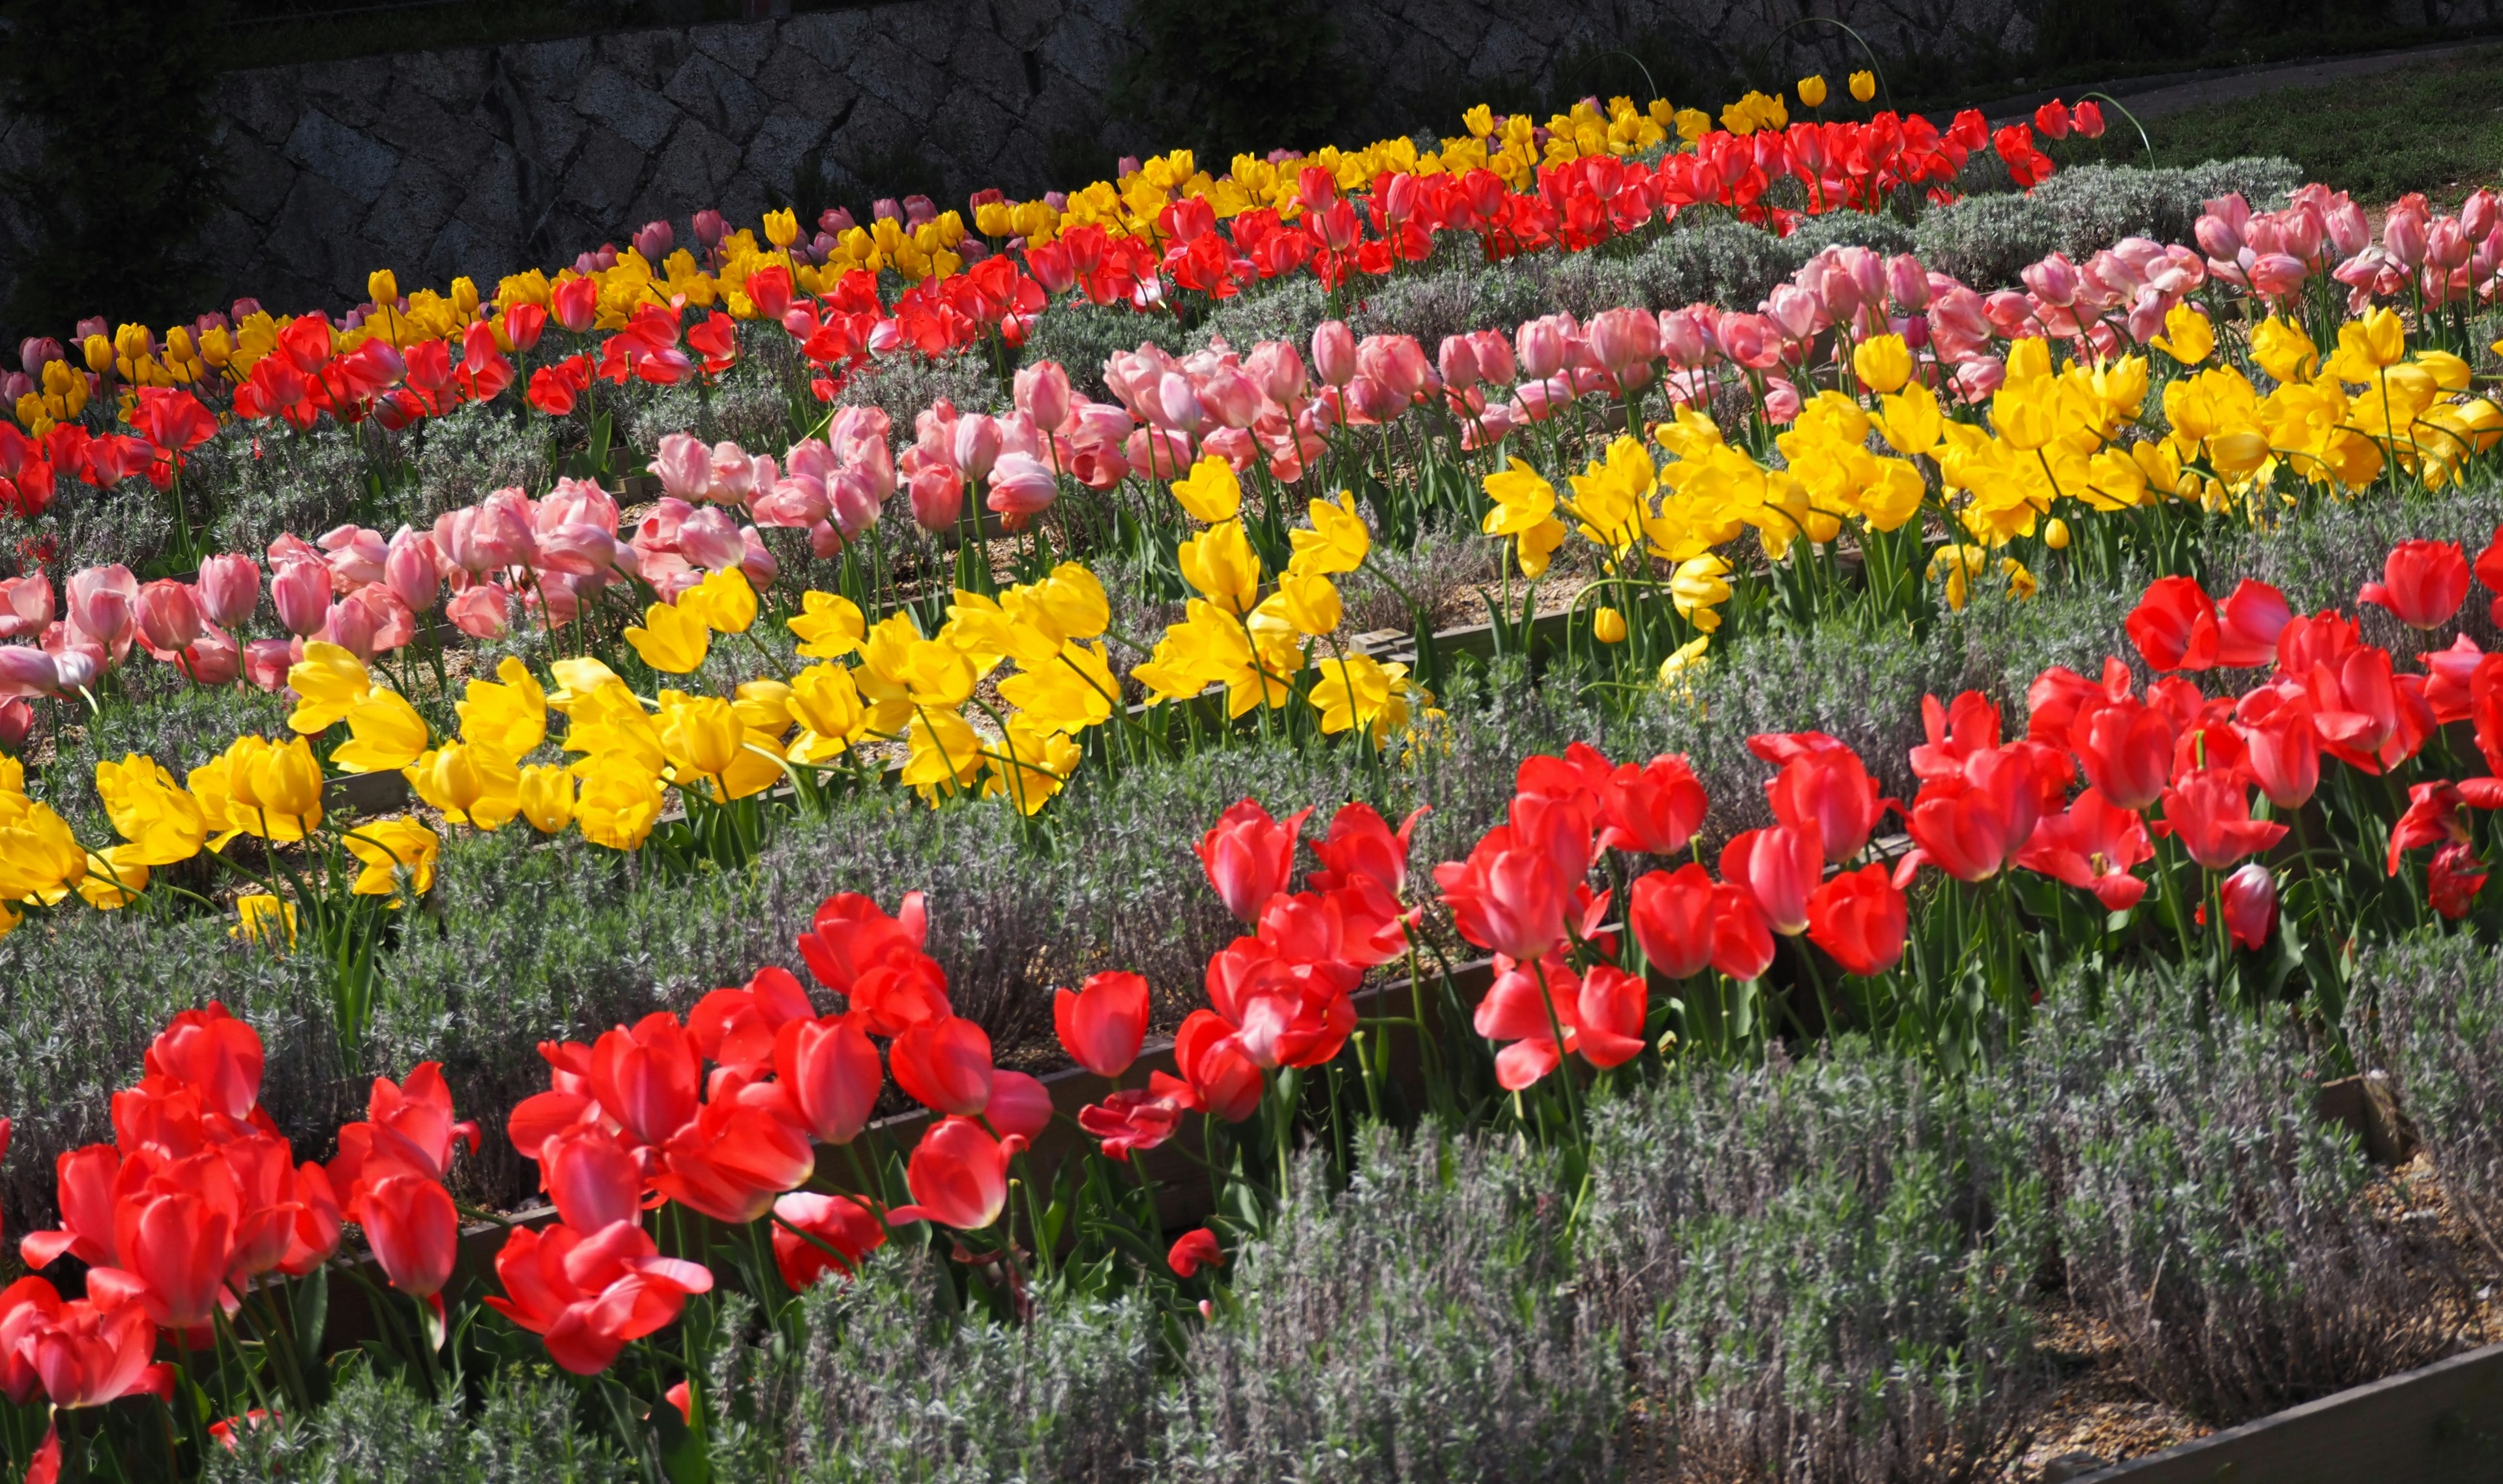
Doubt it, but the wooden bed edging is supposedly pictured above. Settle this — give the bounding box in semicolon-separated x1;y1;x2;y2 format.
2076;1341;2503;1483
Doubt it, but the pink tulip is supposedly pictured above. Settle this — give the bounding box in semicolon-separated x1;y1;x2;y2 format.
1199;366;1263;429
1515;315;1568;381
650;433;712;501
2386;199;2430;269
181;623;240;686
66;565;138;662
0;574;53;639
1311;320;1356;386
269;560;331;638
1358;336;1431;404
1013;361;1072;431
2247;253;2309;298
445;583;512;639
194;555;259;629
383;529;439;613
985;452;1059;526
242;639;294;692
322;596;377;659
319;525;388;590
0;645;58;697
1585;308;1661;381
673;506;745;571
907;465;963;532
135;579;203;657
1463;329;1515;386
739;527;778;591
0;697;30;748
2020;253;2080;308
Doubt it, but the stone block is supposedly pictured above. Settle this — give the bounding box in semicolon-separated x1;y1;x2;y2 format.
266;171;383;302
506;36;594;96
783;10;873;71
1036;8;1128;93
285;108;402;205
948;27;1032;111
398;47;491;108
557;126;654;226
364;156;465;267
987;0;1069;51
574;65;682;153
219;130;297;224
593;27;694;87
752;39;857;117
297;55;396;128
689;20;774;76
372;81;496;181
744;113;834;194
879;5;958;66
842;33;946;119
520;94;588;173
632;115;744;224
664;49;770;143
218;68;304;147
456;143;528;246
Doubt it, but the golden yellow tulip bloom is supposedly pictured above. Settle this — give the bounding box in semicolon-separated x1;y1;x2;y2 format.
625;598;712;673
75;845;150;910
789;589;868;659
1797;75;1827;108
576;759;665;851
95;754;207;866
1179;519;1263;615
332;689;432;774
1852;334;1914;394
682;567;758;635
518;764;578;834
1289;491;1370;575
1592;606;1628;644
287;642;375;733
1172;455;1243;523
2151;302;2214;365
1849;70;1876;102
231;894;298;949
345;818;439;901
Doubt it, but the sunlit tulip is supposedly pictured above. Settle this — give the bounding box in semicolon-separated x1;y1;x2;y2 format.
194;554;260;628
890;1014;995;1116
887;1116;1015;1230
1806;864;1907;976
1718;825;1820;935
2158;772;2287;869
1167;1227;1224;1278
2359;539;2470;631
772;1192;886;1290
2219;864;2277;948
1195;799;1311;924
1055;970;1150;1078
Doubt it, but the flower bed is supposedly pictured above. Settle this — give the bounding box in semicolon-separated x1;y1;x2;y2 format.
3;64;2503;1476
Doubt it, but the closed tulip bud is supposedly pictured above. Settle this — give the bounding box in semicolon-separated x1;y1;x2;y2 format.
1592;606;1627;643
1438;334;1482;394
19;336;61;375
0;695;29;748
366;269;400;309
270;559;332;638
135;579;202;655
1849;69;1876;102
82;334;113;375
1013;359;1072;431
0;645;60;697
551;276;599;334
1798;75;1827;108
194;553;261;628
385;529;439;613
1311;319;1357;387
1467;328;1515;385
692;207;727;251
634;219;675;260
2219;864;2277;949
1516;315;1568;381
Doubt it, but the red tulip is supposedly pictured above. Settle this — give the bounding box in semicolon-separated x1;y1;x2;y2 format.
771;1192;886;1290
2016;789;2154;910
1598;753;1708;855
2234;693;2321;809
889;1015;995;1116
1195;800;1313;923
1709;883;1777;980
1079;1084;1190;1160
1718;824;1821;935
887;1116;1015;1231
2021;669;2101;751
2126;574;2219;673
589;1012;702;1148
551;276;599;334
2219;864;2277;949
2430;843;2489;919
773;1015;883;1146
1436;827;1574;960
688;966;816;1073
2158;773;2287;869
21;1145;123;1271
987;1069;1053;1142
2418;634;2484;724
2070;694;2176;811
1763;744;1884;863
113;1188;233;1331
2360;539;2470;631
2384;779;2503;877
485;1219;714;1376
361;1062;480;1180
1173;1011;1265;1122
1474;953;1582;1090
360;1172;458;1302
1575;965;1648;1068
1308;802;1426;895
1901;746;2057;883
2216;579;2292;666
1167;1227;1223;1278
26;1295;170;1408
280;1163;342;1277
1629;864;1716;979
654;1098;817;1225
542;1126;643;1234
0;1277;61;1404
144;1002;263;1121
1055;970;1150;1078
1806;864;1907;976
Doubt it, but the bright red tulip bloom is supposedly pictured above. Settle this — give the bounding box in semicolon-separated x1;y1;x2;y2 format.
485;1219;714;1376
1899;746;2061;884
688;966;816;1073
889;1015;995;1116
144;1003;264;1122
2016;789;2154;910
21;1145;124;1271
2360;539;2470;631
113;1188;234;1331
2157;773;2287;870
550;276;600;334
2431;844;2489;920
1764;746;1885;863
360;1172;458;1303
2126;574;2220;673
2385;779;2503;877
888;1116;1016;1231
1078;1083;1190;1161
1629;864;1716;979
1436;828;1573;961
1598;754;1708;856
2216;579;2292;666
1055;970;1150;1078
1308;802;1425;895
1575;965;1649;1068
773;1015;883;1146
541;1126;644;1235
589;1013;702;1148
1709;883;1777;980
1167;1227;1224;1279
2070;695;2176;811
281;1163;343;1279
1806;864;1907;976
25;1295;171;1408
1173;1011;1266;1123
1505;787;1598;880
1474;953;1583;1090
2475;523;2503;623
654;1098;817;1225
2233;691;2321;809
1195;800;1312;924
360;1062;480;1181
1718;824;1821;935
2023;667;2103;751
795;891;931;999
0;1277;61;1405
1922;690;2008;772
2219;864;2277;950
2418;635;2484;724
770;1192;886;1290
987;1070;1053;1142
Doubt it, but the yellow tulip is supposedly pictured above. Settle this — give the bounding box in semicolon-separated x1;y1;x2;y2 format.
2250;317;2320;384
409;742;521;830
222;736;325;841
1178;519;1263;615
733;678;795;734
1849;70;1877;102
576;760;665;851
287;642;375;734
2151;302;2214;365
1671;555;1732;632
625;598;712;673
1875;381;1944;456
1592;606;1628;644
763;209;800;248
0;793;85;904
1270;570;1343;637
1289;491;1371;575
789;590;867;658
75;845;149;909
1797;76;1827;108
1852;334;1914;394
368;269;400;307
982;716;1082;816
787;664;868;762
658;696;748;781
332;689;432;774
518;764;578;834
94;754;207;866
997;643;1119;735
2044;517;2071;550
344;818;439;901
458;657;548;757
1308;654;1418;744
683;567;758;635
1171;455;1243;523
231;894;297;949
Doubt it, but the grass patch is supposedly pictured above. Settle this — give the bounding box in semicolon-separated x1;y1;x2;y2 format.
2077;45;2503;203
